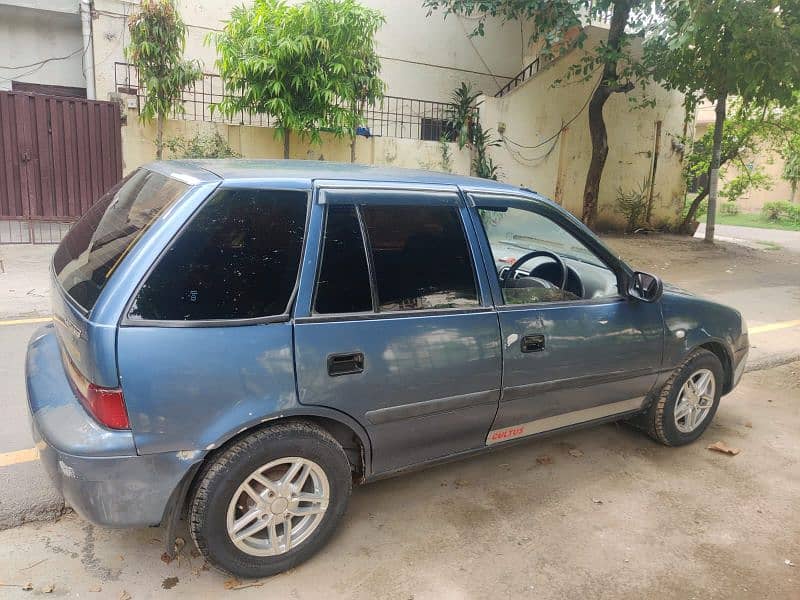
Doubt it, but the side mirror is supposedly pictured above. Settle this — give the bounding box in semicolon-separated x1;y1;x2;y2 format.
628;271;663;303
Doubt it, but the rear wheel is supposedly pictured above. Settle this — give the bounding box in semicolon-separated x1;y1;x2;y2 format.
645;349;724;446
190;422;352;578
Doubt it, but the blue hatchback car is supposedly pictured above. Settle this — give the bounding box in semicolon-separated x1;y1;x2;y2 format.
27;160;748;577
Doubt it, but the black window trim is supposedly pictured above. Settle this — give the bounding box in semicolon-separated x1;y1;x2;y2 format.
465;190;631;310
303;186;486;322
119;187;312;328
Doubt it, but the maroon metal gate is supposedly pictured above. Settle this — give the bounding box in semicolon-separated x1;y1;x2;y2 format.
0;90;122;243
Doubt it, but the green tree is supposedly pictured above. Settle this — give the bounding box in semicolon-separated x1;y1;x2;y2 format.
212;0;385;160
126;0;201;159
646;0;800;242
782;144;800;202
423;0;657;229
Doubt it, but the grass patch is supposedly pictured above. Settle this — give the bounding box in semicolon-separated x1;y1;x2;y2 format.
715;212;800;232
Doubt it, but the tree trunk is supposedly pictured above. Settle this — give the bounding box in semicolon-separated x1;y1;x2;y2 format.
156;112;164;160
581;0;632;230
350;136;356;163
791;182;797;203
679;185;709;232
705;92;727;243
283;129;291;159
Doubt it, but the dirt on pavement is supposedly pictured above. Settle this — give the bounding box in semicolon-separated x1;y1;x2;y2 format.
0;362;797;599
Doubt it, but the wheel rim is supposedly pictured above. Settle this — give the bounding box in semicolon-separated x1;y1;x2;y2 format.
226;457;330;557
674;368;716;433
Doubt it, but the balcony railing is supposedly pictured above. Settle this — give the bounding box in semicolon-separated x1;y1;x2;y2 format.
114;62;471;142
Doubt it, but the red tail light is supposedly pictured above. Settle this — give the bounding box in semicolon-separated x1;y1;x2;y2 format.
62;350;130;430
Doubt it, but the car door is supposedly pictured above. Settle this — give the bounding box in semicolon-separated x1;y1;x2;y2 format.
293;183;502;475
466;192;664;445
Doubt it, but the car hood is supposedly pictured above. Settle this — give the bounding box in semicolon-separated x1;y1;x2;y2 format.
662;281;695;297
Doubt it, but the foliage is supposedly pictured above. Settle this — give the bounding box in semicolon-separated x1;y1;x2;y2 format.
423;0;659;229
164;131;240;159
615;177;654;233
679;99;800;230
645;0;800;240
438;137;454;173
211;0;385;157
471;123;501;180
762;200;800;223
720;169;772;203
126;0;201;159
446;82;481;149
719;201;739;216
782;143;800;201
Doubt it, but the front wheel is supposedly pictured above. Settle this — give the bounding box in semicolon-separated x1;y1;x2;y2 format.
189;421;352;578
645;349;724;446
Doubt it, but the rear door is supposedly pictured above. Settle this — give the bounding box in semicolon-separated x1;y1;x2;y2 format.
293;184;501;475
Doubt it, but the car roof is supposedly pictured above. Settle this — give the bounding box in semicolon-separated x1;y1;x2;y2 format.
147;159;530;194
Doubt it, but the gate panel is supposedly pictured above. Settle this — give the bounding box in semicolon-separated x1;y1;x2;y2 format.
0;90;123;243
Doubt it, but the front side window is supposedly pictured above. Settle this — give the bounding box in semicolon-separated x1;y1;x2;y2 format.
361;204;478;311
129;188;307;321
475;201;618;305
53;169;188;312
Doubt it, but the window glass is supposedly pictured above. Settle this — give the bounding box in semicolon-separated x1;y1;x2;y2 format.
476;204;618;305
360;204;478;311
314;205;373;314
129;189;307;321
53;169;188;312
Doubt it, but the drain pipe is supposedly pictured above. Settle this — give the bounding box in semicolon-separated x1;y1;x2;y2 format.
79;0;96;99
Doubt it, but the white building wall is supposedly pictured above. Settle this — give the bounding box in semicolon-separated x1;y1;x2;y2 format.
92;0;527;102
0;3;86;92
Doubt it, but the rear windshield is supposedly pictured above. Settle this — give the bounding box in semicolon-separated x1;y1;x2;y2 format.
53;169;189;312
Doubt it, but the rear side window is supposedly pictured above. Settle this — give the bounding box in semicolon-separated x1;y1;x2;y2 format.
314;205;373;314
361;204;478;311
129;188;308;321
53;169;188;312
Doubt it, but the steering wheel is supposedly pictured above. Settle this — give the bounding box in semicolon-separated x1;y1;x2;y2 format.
501;250;568;290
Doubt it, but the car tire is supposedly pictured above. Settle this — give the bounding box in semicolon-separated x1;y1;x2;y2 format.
189;421;352;578
644;348;724;446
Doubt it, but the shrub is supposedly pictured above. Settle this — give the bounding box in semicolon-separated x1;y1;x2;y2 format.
164;131;240;159
761;200;800;223
720;201;739;215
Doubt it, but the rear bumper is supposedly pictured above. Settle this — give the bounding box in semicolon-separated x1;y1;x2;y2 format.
26;325;201;528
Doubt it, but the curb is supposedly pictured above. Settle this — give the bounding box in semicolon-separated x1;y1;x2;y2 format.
745;352;800;373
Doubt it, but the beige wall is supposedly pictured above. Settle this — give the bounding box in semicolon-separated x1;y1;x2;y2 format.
479;27;688;230
121;117;471;176
92;0;527;102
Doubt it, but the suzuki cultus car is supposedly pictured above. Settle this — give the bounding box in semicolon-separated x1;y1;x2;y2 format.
27;160;748;578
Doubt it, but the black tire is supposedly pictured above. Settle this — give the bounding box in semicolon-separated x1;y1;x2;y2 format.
644;348;724;446
189;421;352;578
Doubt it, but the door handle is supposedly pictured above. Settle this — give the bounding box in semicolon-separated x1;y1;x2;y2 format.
521;334;545;353
327;352;364;376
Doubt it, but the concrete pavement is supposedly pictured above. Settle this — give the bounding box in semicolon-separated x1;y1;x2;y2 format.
695;222;800;253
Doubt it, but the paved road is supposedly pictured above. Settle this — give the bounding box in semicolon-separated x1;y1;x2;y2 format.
696;223;800;253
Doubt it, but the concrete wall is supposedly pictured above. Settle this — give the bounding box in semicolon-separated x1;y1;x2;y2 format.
479;28;688;230
0;3;86;92
121;116;471;176
91;0;527;102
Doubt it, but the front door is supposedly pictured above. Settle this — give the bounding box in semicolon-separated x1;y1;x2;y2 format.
293;185;502;475
467;193;664;445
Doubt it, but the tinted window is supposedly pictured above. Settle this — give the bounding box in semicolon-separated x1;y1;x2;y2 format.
129;189;307;321
53;169;188;311
361;204;478;311
314;205;373;314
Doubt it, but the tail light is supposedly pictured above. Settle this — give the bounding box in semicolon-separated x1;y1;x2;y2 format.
62;350;130;430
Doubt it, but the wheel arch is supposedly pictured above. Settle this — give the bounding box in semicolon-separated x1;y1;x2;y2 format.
693;340;733;394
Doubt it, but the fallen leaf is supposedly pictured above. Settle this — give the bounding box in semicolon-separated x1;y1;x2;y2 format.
22;582;33;591
786;559;796;567
190;548;201;559
707;441;741;456
89;585;102;592
591;498;604;504
454;479;469;488
160;552;174;564
173;537;186;554
224;578;265;591
120;591;132;600
41;584;54;593
536;455;553;465
568;449;584;458
744;421;753;428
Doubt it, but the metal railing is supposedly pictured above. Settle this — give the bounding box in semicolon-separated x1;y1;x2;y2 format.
0;218;74;244
114;62;470;142
494;57;541;98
